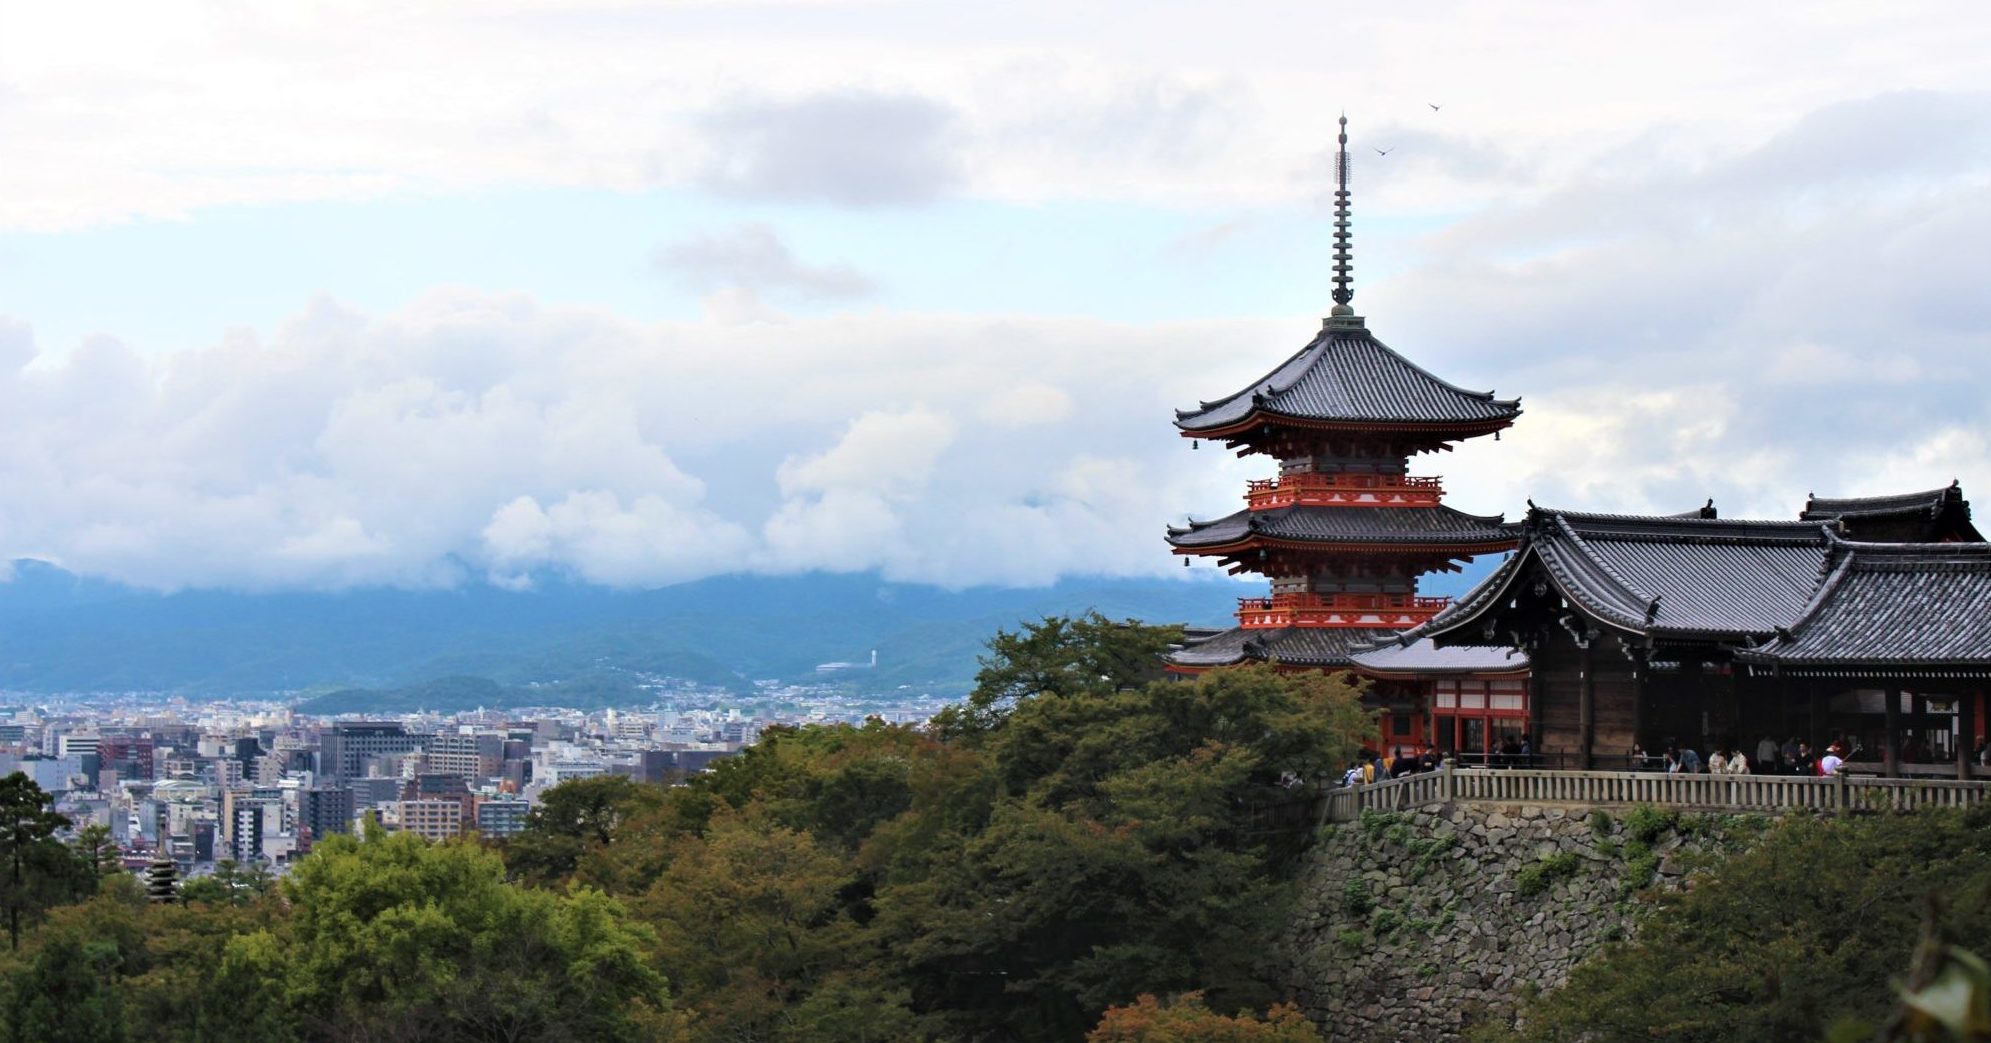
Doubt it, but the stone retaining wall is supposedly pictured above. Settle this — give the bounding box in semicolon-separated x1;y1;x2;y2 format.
1281;801;1758;1040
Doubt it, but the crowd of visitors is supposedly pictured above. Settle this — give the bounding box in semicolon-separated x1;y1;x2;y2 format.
1337;732;1989;787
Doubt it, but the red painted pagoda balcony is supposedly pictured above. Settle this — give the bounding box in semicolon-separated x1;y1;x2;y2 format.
1236;592;1452;629
1245;473;1444;509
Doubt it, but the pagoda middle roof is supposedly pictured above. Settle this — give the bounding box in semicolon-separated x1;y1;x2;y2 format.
1175;322;1521;434
1167;504;1515;551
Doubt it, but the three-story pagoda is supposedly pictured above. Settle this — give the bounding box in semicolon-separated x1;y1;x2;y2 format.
1165;117;1522;745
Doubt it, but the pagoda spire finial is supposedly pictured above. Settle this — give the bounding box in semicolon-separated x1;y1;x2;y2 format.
1330;113;1355;318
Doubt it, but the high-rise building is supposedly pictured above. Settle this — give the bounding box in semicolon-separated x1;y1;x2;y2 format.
98;736;156;781
474;798;531;837
299;786;355;841
397;799;464;842
320;722;422;785
425;732;505;779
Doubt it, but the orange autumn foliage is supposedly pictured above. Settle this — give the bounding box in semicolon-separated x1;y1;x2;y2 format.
1087;992;1327;1043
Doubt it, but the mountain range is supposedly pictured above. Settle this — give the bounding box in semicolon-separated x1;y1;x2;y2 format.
0;557;1504;709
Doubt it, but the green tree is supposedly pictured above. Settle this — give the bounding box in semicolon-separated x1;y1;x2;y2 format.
179;859;275;906
932;613;1184;739
237;823;672;1042
874;666;1370;1041
1483;803;1991;1043
70;824;124;888
641;810;918;1041
0;772;78;950
504;774;662;887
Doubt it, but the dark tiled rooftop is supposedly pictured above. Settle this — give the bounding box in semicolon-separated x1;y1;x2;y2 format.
1349;638;1529;676
1416;508;1838;642
1739;540;1991;671
1175;325;1520;433
1167;625;1403;668
1168;504;1514;550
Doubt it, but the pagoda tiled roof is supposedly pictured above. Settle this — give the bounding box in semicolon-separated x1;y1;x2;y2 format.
1414;508;1837;643
1174;323;1521;434
1348;638;1529;677
1167;504;1515;551
1737;539;1991;676
1166;625;1403;669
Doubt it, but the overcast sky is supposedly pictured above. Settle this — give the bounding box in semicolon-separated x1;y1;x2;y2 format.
2;0;1989;591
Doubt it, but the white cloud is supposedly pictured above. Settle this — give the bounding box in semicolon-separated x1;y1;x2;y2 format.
5;1;1989;228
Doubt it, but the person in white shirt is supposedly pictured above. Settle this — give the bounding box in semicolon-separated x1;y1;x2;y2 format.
1818;745;1845;776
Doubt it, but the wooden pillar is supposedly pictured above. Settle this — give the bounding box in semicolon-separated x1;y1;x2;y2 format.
1579;640;1596;771
1960;692;1978;781
1884;685;1902;779
1527;666;1545;767
1631;656;1646;771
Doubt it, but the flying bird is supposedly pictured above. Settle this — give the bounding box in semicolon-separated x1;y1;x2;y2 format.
1375;147;1394;156
1428;103;1443;112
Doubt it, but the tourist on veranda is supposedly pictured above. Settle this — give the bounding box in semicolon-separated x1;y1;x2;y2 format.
1720;748;1749;775
1791;742;1817;777
1781;735;1802;767
1519;733;1535;768
1755;734;1781;774
1818;743;1845;777
1679;745;1703;774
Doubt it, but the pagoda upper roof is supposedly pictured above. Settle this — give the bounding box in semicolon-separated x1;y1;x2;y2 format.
1167;504;1514;552
1414;507;1836;643
1174;321;1521;436
1735;539;1991;676
1166;624;1404;669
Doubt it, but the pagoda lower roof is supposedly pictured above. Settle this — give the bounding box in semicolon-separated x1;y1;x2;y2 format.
1166;625;1403;669
1168;504;1515;552
1174;320;1520;436
1349;638;1530;678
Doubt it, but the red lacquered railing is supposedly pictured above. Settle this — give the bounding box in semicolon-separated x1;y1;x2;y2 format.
1236;592;1452;629
1245;472;1444;509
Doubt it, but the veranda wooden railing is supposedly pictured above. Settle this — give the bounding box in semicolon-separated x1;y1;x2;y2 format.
1320;765;1991;823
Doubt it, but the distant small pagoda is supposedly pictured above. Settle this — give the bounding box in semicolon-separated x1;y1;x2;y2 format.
1165;116;1522;747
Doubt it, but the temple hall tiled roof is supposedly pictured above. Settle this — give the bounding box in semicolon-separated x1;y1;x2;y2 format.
1166;625;1404;669
1173;325;1521;434
1737;539;1991;676
1799;481;1981;542
1168;504;1515;551
1802;483;1961;521
1415;507;1837;643
1348;638;1529;677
